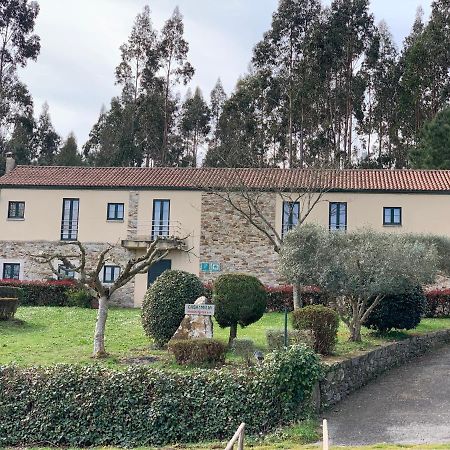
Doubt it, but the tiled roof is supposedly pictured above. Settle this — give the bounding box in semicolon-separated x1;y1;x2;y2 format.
1;165;450;192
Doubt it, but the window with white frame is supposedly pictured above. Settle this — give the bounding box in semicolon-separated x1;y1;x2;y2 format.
58;264;76;280
383;207;402;226
2;263;20;280
103;265;120;283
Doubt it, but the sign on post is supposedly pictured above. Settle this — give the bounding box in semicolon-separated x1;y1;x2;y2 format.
185;304;215;316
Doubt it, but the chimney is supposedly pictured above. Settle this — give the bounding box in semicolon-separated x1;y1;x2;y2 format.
5;152;16;175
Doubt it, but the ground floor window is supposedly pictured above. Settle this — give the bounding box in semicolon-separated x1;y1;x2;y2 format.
58;264;76;280
2;263;20;280
103;265;121;283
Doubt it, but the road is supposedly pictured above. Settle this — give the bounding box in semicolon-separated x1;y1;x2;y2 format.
325;345;450;446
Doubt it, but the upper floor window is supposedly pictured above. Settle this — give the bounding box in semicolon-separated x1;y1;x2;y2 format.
58;264;76;280
152;199;170;240
329;202;347;231
282;201;300;237
107;203;124;221
384;207;402;226
103;265;120;284
3;262;20;280
61;198;79;241
8;201;25;219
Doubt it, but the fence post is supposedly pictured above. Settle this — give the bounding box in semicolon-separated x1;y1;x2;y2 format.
323;419;329;450
238;423;245;450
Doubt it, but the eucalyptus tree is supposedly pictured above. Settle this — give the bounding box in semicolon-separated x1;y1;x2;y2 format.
159;7;194;164
280;224;440;341
0;0;40;143
55;133;83;166
35;102;60;166
252;0;322;168
180;87;210;166
209;78;227;150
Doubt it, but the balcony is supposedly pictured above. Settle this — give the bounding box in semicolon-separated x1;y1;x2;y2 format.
121;220;186;250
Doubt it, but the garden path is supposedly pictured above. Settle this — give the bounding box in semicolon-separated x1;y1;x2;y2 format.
325;345;450;446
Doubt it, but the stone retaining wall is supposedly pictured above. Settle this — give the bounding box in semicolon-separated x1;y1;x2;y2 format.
318;330;450;410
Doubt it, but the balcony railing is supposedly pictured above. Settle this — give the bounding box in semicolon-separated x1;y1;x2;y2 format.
122;220;186;250
60;219;79;241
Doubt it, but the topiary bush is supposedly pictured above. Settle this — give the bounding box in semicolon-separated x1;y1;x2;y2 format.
168;339;227;366
142;270;204;347
424;289;450;318
213;274;267;345
292;305;339;355
365;285;426;333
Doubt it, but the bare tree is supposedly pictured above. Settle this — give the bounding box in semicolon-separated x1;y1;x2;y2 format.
210;168;329;309
33;238;185;358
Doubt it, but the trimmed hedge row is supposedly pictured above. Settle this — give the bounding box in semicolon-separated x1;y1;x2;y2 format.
0;280;94;308
425;289;450;318
0;345;322;447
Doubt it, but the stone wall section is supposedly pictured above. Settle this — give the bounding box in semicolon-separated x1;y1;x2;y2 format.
0;241;135;307
127;191;139;239
317;330;450;410
199;192;282;285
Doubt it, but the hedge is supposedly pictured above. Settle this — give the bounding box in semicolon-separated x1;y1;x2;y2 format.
0;280;93;307
205;283;328;312
0;345;322;447
425;289;450;318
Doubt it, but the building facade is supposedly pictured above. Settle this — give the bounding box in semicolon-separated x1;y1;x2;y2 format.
1;162;450;307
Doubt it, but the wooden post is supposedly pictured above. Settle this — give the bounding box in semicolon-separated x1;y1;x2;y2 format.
225;423;245;450
323;419;329;450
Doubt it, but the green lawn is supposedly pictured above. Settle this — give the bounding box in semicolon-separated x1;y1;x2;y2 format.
1;307;450;367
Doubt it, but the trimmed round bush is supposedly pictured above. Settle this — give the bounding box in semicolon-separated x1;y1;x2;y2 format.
292;305;339;355
142;270;204;347
365;285;426;333
168;339;227;366
213;273;267;344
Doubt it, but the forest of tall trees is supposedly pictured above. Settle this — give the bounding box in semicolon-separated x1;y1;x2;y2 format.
1;0;450;172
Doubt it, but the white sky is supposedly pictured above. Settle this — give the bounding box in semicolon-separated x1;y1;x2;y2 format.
19;0;432;145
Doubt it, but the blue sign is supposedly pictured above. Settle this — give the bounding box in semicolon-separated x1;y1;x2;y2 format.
200;262;221;273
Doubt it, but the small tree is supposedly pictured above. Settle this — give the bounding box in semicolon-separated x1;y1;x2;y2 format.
34;239;185;357
213;273;267;345
280;224;440;342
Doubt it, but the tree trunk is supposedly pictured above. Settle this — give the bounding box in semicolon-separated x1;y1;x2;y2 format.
93;295;109;358
349;299;362;342
229;323;238;346
292;284;302;310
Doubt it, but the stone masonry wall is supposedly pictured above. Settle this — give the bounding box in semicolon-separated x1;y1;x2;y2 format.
127;191;139;239
317;330;450;410
0;241;135;307
199;192;282;285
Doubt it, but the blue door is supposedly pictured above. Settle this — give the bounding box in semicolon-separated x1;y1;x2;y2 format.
147;259;172;287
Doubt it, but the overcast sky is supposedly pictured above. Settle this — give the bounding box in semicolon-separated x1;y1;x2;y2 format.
19;0;432;145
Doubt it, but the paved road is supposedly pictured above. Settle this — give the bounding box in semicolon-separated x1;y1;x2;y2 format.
325;345;450;446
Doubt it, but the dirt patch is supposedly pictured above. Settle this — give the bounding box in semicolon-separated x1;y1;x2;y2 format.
121;355;160;365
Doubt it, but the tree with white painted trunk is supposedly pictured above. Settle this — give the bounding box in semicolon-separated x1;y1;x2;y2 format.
34;239;184;357
280;224;442;342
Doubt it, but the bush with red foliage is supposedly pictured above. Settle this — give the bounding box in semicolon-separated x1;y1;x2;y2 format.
425;289;450;318
0;279;78;307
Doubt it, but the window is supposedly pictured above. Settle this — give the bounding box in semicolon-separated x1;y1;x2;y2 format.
58;264;76;280
152;199;170;240
61;198;79;241
103;265;120;283
384;207;402;226
3;263;20;280
107;203;124;221
8;201;25;219
329;202;347;231
282;201;300;236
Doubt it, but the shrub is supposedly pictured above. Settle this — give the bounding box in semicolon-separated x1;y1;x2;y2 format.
365;286;426;333
425;289;450;318
66;288;95;308
266;329;314;352
168;339;227;366
266;285;329;312
0;346;322;447
213;274;267;344
292;305;339;355
0;280;74;306
142;270;204;347
0;298;18;320
232;339;255;365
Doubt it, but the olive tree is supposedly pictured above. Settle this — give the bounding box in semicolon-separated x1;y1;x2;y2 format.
280;224;440;341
